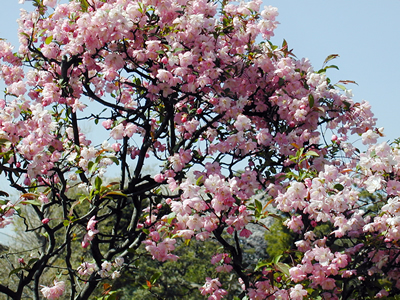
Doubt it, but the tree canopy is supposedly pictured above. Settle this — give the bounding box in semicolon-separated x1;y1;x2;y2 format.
0;0;398;299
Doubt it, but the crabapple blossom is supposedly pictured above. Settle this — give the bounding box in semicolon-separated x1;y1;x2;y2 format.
82;216;98;248
40;281;65;300
77;262;97;276
289;284;307;300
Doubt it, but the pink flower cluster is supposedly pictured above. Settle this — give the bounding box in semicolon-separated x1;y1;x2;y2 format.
0;201;15;228
143;238;178;262
200;277;227;300
81;216;98;248
98;257;124;279
40;281;65;300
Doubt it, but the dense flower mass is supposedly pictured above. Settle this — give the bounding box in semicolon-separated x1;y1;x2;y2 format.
0;0;397;299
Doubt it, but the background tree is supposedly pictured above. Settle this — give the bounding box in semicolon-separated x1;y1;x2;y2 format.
0;0;398;300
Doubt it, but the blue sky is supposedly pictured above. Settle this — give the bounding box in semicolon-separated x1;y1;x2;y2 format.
2;1;400;142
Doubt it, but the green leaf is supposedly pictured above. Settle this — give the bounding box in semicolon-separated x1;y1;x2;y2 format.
44;35;53;45
267;40;278;51
342;100;351;110
273;254;283;265
167;212;176;224
95;176;102;191
80;0;89;11
27;258;39;266
195;175;204;186
254;260;271;271
281;39;288;49
20;200;41;206
334;183;344;191
9;267;24;277
334;84;346;91
106;293;118;300
267;213;283;220
0;139;11;147
255;199;262;213
275;262;290;276
172;47;185;53
88;161;97;173
19;32;30;38
108;156;119;165
325;64;339;71
305;150;319;157
323;54;339;65
150;272;162;284
116;118;126;125
103;191;127;198
308;94;314;108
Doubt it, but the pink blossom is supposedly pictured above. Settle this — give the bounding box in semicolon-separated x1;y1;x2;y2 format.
332;252;348;268
154;173;165;183
124;123;137;137
39;193;49;204
110;123;125;140
175;229;194;239
375;289;389;298
200;277;227;299
40;281;65;300
114;256;124;267
387;180;400;195
362;129;379;145
234;115;251;131
111;143;121;152
215;264;233;273
320;278;336;290
77;262;97;276
312;246;334;266
82;216;98;248
364;175;382;193
7;81;26;96
156;69;173;83
285;215;304;233
102;119;113;129
104;53;125;70
43;0;57;8
101;261;112;272
239;228;252;238
289;266;307;283
274;289;289;300
289;284;307;300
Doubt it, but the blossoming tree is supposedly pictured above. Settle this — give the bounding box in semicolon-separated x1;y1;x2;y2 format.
0;0;398;299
